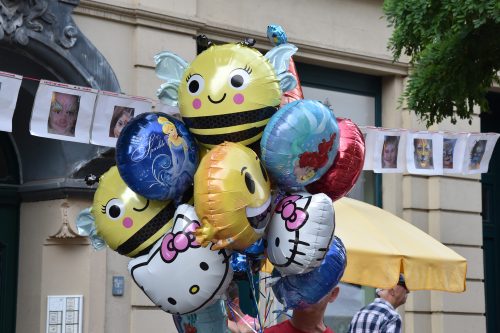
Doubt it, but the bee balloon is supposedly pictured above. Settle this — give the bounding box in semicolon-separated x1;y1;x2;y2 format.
154;39;298;150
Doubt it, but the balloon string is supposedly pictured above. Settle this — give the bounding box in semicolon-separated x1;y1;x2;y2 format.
245;264;264;333
227;301;259;333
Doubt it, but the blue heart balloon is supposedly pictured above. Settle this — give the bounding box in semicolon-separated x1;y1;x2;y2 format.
271;236;347;310
116;112;198;200
260;100;340;190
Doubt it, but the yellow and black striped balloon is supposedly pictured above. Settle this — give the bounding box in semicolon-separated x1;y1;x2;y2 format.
92;166;192;257
178;43;282;149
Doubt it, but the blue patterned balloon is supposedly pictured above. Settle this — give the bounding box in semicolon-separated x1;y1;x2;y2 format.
271;236;347;310
261;100;340;190
116;112;198;200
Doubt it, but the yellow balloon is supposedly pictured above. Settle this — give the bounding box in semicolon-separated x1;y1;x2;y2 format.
194;142;272;250
178;43;282;149
92;166;176;257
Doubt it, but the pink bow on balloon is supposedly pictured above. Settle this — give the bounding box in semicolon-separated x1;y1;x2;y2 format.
161;221;200;263
275;194;309;231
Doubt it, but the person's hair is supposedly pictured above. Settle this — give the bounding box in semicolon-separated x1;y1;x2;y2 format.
109;106;134;137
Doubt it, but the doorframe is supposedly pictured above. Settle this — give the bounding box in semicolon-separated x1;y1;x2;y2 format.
482;91;500;333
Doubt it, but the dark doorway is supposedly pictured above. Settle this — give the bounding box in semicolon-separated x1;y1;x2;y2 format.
0;132;19;333
482;92;500;333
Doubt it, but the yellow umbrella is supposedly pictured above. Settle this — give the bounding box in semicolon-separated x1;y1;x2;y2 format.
334;197;467;292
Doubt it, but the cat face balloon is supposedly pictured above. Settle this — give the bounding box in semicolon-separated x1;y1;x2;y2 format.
128;204;233;315
266;192;335;275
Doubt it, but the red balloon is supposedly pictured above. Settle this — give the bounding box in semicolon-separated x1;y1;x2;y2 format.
306;118;365;201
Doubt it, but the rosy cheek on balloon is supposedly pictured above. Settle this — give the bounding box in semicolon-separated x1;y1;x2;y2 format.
122;217;133;229
192;98;202;109
233;93;244;105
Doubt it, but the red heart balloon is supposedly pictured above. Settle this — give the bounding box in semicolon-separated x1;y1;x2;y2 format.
306;118;365;201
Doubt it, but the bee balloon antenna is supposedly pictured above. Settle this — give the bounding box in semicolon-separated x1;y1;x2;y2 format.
196;34;213;53
85;174;99;186
243;37;256;47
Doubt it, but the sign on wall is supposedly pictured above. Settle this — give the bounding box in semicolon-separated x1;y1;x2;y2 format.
46;295;83;333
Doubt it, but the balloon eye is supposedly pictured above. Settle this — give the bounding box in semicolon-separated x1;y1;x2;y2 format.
228;68;250;90
245;172;255;194
259;160;268;182
187;74;205;96
105;198;124;220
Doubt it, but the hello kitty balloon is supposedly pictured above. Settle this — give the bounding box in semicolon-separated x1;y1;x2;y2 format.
266;192;335;275
128;204;233;315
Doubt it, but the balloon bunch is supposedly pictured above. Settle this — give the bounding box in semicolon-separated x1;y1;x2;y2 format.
76;24;365;333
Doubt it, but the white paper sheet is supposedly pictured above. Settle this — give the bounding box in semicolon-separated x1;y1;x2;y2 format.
0;71;23;132
90;91;152;147
406;131;443;175
30;80;97;143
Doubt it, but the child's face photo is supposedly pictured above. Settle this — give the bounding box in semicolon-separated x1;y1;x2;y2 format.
443;138;457;169
414;138;433;169
48;92;80;136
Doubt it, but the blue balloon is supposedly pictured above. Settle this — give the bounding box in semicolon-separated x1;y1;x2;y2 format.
116;112;198;200
260;100;339;190
272;236;347;310
173;299;228;333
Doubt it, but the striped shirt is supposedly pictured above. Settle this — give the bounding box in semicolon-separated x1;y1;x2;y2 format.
347;298;402;333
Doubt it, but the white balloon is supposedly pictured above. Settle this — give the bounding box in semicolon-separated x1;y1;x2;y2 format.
266;192;335;275
128;204;233;315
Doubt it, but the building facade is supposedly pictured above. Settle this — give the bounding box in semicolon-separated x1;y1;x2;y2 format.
0;0;497;332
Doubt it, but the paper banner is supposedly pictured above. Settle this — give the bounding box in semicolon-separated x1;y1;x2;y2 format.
406;131;443;175
0;71;23;132
373;128;407;173
360;126;377;170
30;80;98;143
442;132;468;174
90;91;152;147
462;133;500;174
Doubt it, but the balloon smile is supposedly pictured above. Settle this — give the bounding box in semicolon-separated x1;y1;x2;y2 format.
246;196;272;233
207;93;226;104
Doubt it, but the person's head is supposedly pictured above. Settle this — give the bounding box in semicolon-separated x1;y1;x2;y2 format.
376;274;409;308
109;106;134;138
48;92;80;136
414;138;433;169
294;285;340;316
382;136;399;168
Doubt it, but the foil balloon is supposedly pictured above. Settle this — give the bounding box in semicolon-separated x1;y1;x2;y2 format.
266;192;335;276
307;118;365;201
76;166;177;257
260;100;340;189
154;42;298;150
267;24;304;106
116;112;198;201
128;204;233;315
271;236;347;310
173;299;228;333
194;142;272;250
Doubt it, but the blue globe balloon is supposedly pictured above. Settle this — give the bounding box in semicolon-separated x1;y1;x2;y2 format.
272;236;347;310
116;112;198;200
260;100;340;190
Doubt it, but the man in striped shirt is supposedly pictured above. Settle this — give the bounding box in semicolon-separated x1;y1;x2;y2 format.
347;274;409;333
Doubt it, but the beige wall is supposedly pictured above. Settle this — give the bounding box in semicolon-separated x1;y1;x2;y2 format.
15;1;484;332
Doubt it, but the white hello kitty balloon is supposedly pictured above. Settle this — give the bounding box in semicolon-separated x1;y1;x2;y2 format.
266;192;335;275
128;204;233;315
